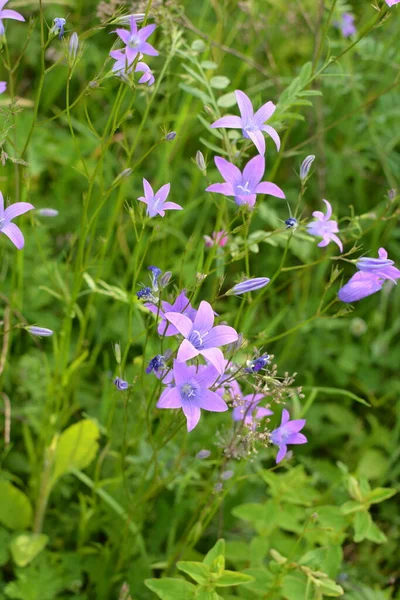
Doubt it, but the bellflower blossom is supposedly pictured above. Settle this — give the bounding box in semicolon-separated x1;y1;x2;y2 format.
157;361;228;431
138;179;182;218
307;199;343;252
0;81;6;94
115;16;158;63
146;290;197;337
164;300;238;375
146;355;166;374
270;409;307;463
338;248;400;303
232;391;273;428
0;0;25;36
246;354;270;373
204;230;228;248
52;17;66;39
285;217;298;229
114;377;129;390
206;156;285;208
334;13;356;38
211;90;280;155
385;0;400;6
110;50;154;85
227;277;270;296
0;192;34;250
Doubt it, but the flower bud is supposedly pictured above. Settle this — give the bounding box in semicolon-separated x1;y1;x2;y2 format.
37;208;59;217
69;32;79;61
195;150;206;173
165;131;176;141
227;277;270;296
26;326;54;337
300;155;315;182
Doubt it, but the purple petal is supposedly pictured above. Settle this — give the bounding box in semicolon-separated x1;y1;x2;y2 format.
255;407;273;419
1;222;24;249
139;42;158;56
261;124;281;151
164;312;193;337
206;183;235;196
254;101;276;126
138;23;156;41
172;360;192;386
247;130;265;156
142;178;153;202
4;201;34;223
214;156;241;186
0;9;25;21
0;191;4;217
203;325;238;348
177;339;199;362
311;210;324;221
281;409;290;425
235;90;254;121
288;433;308;445
195;364;220;388
198;390;228;412
200;347;225;375
126;46;139;64
211;116;242;129
116;28;130;44
338;272;383;303
182;401;201;432
255;182;285;198
129;16;138;34
329;233;343;252
235;194;257;207
378;248;388;260
155;183;170;203
276;444;288;464
242;155;265;189
163;201;182;211
157;387;182;409
322;199;333;220
192;300;214;332
242;393;266;405
284;419;306;434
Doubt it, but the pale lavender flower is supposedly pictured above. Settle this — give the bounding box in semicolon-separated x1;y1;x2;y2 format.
25;326;54;337
338;248;400;303
148;265;162;291
300;155;315;181
0;81;6;94
37;208;58;217
204;230;228;248
146;290;197;337
115;16;158;63
211;90;280;155
232;392;272;427
196;449;211;459
110;50;155;85
385;0;399;7
0;0;25;36
164;300;238;375
52;17;66;39
227;277;270;295
206;156;285;208
111;13;145;25
138;179;182;218
114;376;129;390
0;192;34;250
270;409;307;463
307;199;343;252
334;13;356;38
156;360;228;431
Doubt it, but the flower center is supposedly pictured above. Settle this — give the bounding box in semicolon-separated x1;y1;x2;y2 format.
180;381;198;401
188;329;206;349
128;34;141;49
236;180;251;195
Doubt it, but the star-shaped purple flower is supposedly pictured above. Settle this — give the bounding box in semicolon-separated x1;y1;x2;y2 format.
115;16;158;64
385;0;400;6
270;409;307;463
0;0;25;35
110;50;155;86
164;300;238;375
211;90;280;156
232;391;272;429
146;290;197;337
138;179;182;218
157;361;228;431
338;248;400;303
206;156;285;208
0;192;34;250
307;199;343;252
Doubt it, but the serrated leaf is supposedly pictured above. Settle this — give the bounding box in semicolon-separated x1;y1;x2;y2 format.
145;578;196;600
10;534;49;567
0;482;32;531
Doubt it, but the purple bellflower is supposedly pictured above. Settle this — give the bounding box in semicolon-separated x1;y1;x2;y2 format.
0;81;6;94
300;155;315;182
164;300;238;375
307;199;343;252
52;17;66;39
115;16;158;63
146;354;166;374
285;217;298;229
211;90;280;155
114;376;129;390
227;277;270;295
385;0;399;6
157;361;228;431
270;409;307;463
232;392;272;428
0;192;34;250
338;248;400;303
206;156;285;208
138;179;182;218
0;0;25;36
335;13;356;37
110;50;155;85
146;290;197;337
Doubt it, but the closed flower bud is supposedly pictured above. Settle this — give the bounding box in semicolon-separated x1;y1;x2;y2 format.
69;32;79;61
300;155;315;182
195;150;206;173
37;208;59;217
26;326;54;337
165;131;176;141
227;277;270;296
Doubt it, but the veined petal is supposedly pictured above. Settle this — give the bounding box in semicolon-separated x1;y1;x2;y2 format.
115;28;130;43
164;312;193;337
192;300;214;332
242;155;265;189
182;400;201;432
195;364;220;388
155;183;170;203
1;222;25;249
0;9;25;21
214;156;241;186
281;409;290;425
140;42;158;56
142;178;154;202
138;23;156;41
203;325;238;348
177;339;199;362
157;387;182;409
255;182;285;198
288;433;308;445
261;124;281;152
206;183;235;196
276;444;288;464
4;201;34;223
163;201;183;211
198;390;228;412
211;115;242;129
200;347;225;374
248;130;265;156
235;90;254;122
254;101;276;125
173;359;193;386
338;272;383;303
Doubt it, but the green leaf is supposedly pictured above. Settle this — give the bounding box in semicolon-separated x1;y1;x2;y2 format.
145;578;196;600
194;589;220;600
341;501;364;514
191;39;206;52
0;481;33;530
302;386;370;406
316;578;344;597
365;520;387;544
0;527;11;566
282;574;308;600
50;419;100;487
299;545;343;579
217;92;237;108
177;561;210;585
353;511;371;542
203;539;225;568
200;137;229;156
210;76;230;90
365;487;396;505
201;61;218;70
10;534;49;567
214;571;254;587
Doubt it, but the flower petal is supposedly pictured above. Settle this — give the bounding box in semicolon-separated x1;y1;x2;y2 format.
255;182;285;198
1;222;25;249
254;101;276;125
193;300;214;333
281;409;290;425
0;9;25;21
284;419;306;433
0;191;4;218
157;387;182;409
235;90;254;122
142;178;153;202
378;248;388;260
211;115;243;129
203;325;238;348
172;360;193;386
242;155;265;189
163;201;182;211
206;183;235;196
155;183;170;203
140;42;158;56
116;28;130;44
235;194;257;207
247;130;265;156
322;199;332;220
276;444;287;464
138;23;156;41
4;201;34;223
164;312;193;337
329;233;343;252
177;339;199;362
288;433;308;445
195;364;220;388
182;400;201;432
200;347;225;375
338;272;383;303
261;124;281;151
198;390;228;412
214;156;241;186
